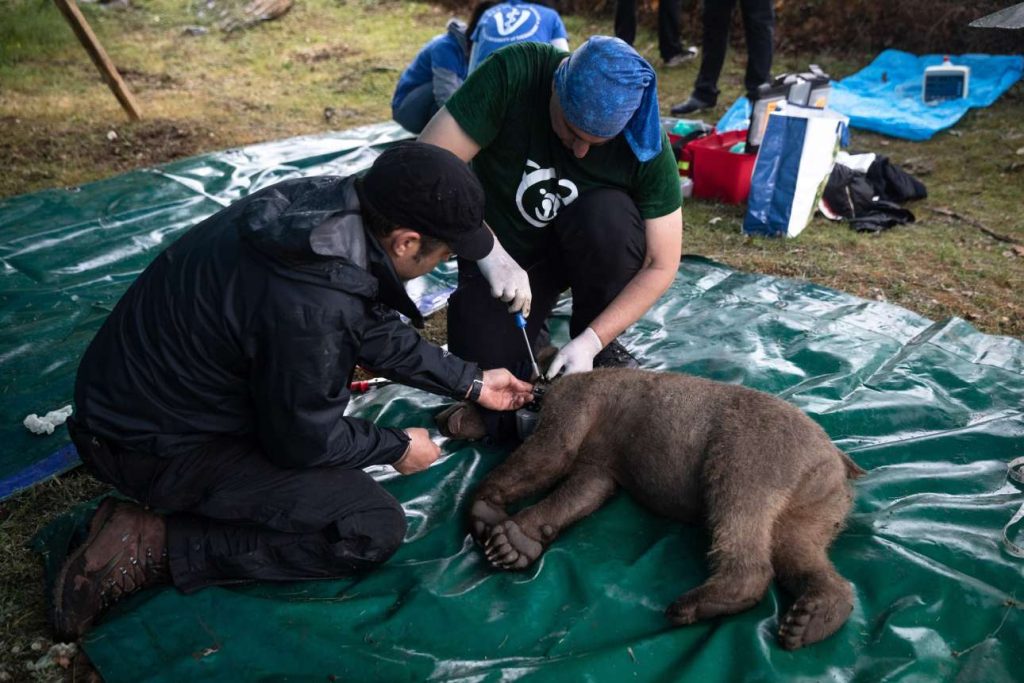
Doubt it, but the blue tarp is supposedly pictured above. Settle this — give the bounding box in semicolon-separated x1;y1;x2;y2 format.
829;50;1023;140
716;96;754;134
716;50;1024;141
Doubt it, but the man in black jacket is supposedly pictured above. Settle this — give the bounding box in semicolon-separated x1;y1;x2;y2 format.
52;142;534;641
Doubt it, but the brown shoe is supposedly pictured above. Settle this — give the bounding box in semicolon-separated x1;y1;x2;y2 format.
52;498;170;641
435;401;487;440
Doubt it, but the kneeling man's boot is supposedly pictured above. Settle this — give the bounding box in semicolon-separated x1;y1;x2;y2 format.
52;498;170;641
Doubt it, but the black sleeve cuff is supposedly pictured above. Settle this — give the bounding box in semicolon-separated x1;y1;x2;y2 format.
380;427;412;466
451;363;481;401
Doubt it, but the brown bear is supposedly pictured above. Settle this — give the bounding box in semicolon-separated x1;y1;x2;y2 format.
468;368;864;650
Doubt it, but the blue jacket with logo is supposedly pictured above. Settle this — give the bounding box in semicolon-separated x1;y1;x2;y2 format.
469;1;568;72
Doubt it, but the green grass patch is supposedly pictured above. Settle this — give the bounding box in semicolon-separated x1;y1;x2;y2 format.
0;0;80;67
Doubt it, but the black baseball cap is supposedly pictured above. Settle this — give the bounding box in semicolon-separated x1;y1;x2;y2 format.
358;141;494;260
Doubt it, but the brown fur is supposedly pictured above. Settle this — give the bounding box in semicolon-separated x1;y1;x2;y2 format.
469;368;865;650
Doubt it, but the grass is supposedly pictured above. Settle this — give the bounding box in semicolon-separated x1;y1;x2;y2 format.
0;0;1022;678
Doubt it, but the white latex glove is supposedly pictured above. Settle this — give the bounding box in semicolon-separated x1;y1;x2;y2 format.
546;327;603;380
476;238;532;317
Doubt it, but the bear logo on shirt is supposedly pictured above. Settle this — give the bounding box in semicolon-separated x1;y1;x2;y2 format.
515;160;579;228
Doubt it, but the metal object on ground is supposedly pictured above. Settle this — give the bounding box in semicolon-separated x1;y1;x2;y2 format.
970;3;1024;29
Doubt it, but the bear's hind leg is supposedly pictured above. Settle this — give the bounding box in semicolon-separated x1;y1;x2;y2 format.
772;486;855;650
665;475;783;626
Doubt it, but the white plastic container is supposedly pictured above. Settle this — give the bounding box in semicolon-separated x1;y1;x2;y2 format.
680;176;693;199
923;56;970;103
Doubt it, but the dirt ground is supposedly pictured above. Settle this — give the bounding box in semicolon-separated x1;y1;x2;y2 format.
0;116;214;188
1;0;1023;679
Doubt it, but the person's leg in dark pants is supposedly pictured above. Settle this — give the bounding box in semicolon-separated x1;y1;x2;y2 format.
692;0;738;104
658;0;684;62
392;82;439;135
550;188;647;338
614;0;638;45
739;0;774;98
55;426;407;637
142;439;408;591
103;437;406;590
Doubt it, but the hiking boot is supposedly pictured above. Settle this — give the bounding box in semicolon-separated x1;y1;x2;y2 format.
52;498;170;641
435;401;487;441
592;339;640;370
664;46;699;68
670;95;715;116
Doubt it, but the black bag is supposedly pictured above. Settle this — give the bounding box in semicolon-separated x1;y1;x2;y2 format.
820;157;925;233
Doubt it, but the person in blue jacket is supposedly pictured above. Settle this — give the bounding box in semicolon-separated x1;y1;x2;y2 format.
393;2;570;134
468;0;569;72
392;5;496;134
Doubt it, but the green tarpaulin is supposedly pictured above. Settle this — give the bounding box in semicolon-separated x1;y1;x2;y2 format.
33;257;1024;682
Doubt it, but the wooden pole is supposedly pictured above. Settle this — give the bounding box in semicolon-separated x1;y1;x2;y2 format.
52;0;142;121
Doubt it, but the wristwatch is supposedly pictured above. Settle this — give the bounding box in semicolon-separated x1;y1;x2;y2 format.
466;368;484;402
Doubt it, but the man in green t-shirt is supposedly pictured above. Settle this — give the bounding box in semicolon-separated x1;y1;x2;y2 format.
420;36;683;441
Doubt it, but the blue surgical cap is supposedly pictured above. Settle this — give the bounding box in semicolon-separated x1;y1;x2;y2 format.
553;36;662;162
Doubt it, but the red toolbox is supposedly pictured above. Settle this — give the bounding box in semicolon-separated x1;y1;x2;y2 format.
686;130;757;204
